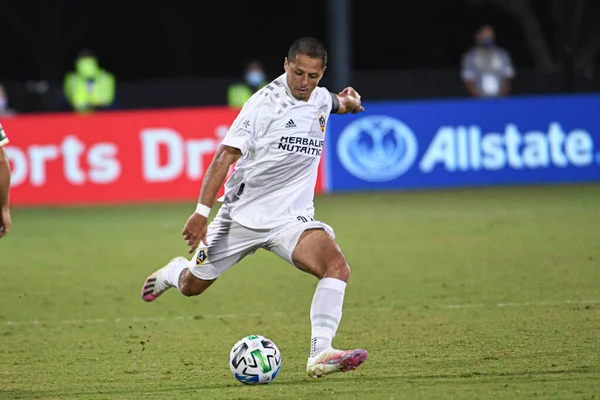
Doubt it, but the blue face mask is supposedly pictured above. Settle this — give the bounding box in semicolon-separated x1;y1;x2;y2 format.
246;71;265;87
480;37;495;48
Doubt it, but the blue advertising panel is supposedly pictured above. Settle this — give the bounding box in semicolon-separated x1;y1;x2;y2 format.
326;94;600;192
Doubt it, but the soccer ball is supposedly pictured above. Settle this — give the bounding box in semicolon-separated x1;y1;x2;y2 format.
229;334;282;385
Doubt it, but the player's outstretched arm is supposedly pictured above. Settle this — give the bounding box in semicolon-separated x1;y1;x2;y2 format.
182;144;242;253
334;87;365;115
0;146;11;238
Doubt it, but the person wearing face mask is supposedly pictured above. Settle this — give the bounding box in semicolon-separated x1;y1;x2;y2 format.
63;49;116;113
461;25;515;98
0;84;16;118
227;60;268;108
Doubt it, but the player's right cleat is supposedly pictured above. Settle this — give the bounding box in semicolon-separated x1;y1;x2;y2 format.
141;257;186;302
306;348;368;378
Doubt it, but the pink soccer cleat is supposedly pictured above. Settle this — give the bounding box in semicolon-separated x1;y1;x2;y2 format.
141;257;186;302
306;348;368;378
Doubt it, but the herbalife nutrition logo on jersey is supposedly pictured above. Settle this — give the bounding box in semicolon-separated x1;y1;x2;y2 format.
278;136;324;156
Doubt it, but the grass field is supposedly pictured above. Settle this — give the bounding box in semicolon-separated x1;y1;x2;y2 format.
1;184;599;399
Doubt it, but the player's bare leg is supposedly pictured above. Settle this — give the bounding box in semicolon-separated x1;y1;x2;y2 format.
292;229;368;378
141;257;215;301
177;269;216;296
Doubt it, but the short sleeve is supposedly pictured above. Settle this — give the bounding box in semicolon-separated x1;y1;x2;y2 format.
500;50;515;78
329;92;340;114
314;87;334;114
0;123;8;146
221;99;272;154
461;51;477;81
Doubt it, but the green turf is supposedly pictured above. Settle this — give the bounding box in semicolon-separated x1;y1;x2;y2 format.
1;184;599;399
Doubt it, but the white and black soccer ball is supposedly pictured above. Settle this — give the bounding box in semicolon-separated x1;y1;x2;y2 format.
229;334;282;385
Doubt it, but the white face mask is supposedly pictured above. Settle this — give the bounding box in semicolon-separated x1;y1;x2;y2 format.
0;98;6;109
245;70;265;87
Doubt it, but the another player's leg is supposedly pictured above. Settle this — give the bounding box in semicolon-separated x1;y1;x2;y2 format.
290;229;368;378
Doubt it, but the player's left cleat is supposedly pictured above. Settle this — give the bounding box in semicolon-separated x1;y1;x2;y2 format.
306;348;368;378
141;256;186;302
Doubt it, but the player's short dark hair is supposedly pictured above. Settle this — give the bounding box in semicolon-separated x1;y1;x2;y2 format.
288;37;328;68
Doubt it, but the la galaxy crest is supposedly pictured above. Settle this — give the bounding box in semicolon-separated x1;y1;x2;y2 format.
196;249;208;266
318;114;326;133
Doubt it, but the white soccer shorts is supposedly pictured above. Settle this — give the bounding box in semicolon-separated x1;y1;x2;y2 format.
188;208;335;280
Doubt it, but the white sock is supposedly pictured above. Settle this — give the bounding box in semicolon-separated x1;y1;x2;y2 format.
309;277;346;357
166;258;189;291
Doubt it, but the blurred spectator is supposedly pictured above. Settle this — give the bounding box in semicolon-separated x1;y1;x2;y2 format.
0;84;16;117
228;60;268;108
461;25;515;98
63;49;116;113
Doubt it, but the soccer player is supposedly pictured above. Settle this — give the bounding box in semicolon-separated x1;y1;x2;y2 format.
141;37;367;378
0;123;12;238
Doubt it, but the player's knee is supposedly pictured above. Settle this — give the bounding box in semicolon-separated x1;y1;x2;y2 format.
325;253;350;282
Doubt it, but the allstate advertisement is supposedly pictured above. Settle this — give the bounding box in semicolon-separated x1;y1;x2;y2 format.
326;94;600;192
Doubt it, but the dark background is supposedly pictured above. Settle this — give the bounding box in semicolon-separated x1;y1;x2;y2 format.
1;0;599;111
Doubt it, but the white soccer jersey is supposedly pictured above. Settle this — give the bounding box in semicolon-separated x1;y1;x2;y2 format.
0;123;8;146
219;73;334;229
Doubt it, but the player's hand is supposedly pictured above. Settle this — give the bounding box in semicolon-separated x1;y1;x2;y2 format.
182;213;208;254
341;87;365;114
0;206;11;239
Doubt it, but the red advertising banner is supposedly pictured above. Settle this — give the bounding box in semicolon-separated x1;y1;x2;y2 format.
1;108;325;206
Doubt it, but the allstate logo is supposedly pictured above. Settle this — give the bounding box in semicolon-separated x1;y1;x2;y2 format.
337;115;418;182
